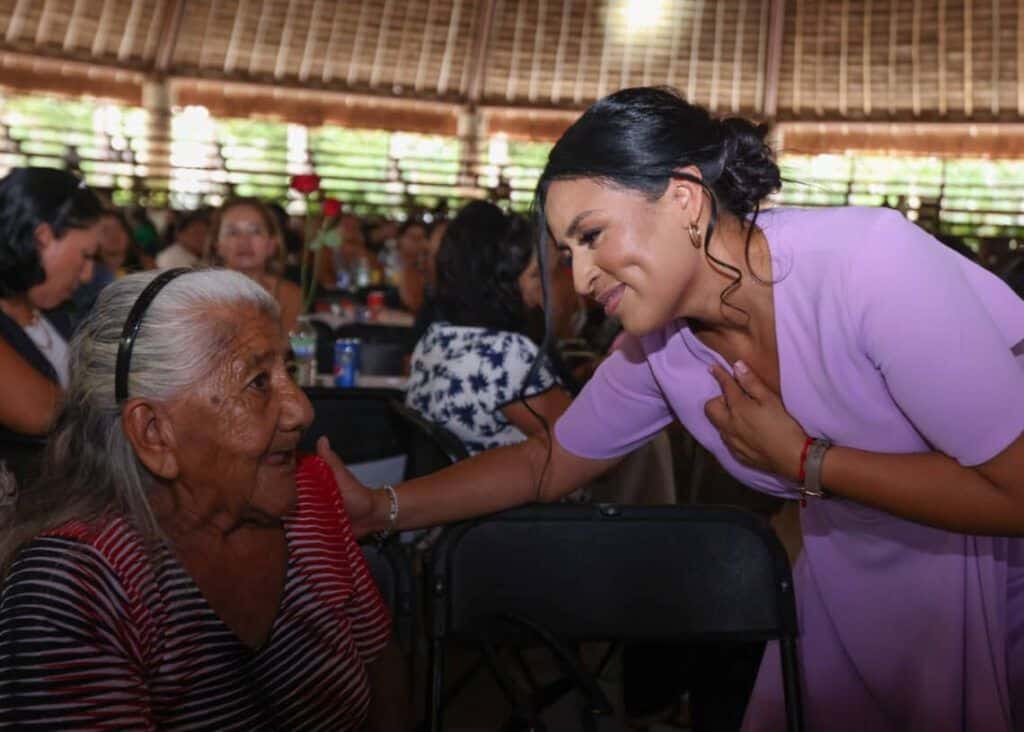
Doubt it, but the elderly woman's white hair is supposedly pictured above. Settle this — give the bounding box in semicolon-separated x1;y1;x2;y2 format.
0;268;279;574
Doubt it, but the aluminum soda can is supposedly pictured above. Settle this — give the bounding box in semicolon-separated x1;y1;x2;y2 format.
333;338;361;387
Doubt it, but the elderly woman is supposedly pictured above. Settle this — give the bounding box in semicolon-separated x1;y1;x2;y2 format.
0;269;405;730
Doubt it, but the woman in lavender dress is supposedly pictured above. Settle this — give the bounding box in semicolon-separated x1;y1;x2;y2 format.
322;87;1024;731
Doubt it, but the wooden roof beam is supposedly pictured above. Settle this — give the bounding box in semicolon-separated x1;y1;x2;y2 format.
63;0;87;50
274;0;298;79
224;0;248;73
572;0;593;104
466;0;500;104
117;0;147;62
529;0;548;101
438;0;465;94
506;0;527;100
154;0;188;74
730;0;748;113
6;0;31;44
551;0;572;101
414;0;438;91
369;0;394;88
762;0;786;118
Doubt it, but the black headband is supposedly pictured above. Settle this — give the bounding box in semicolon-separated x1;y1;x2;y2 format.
115;268;191;403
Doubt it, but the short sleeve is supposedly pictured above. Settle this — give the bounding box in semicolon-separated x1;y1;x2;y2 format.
493;332;559;407
849;210;1024;466
555;334;674;459
0;539;155;728
297;456;391;664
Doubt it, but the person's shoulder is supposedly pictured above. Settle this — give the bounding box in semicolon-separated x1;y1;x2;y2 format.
765;206;907;245
275;276;301;298
9;517;141;599
293;454;360;541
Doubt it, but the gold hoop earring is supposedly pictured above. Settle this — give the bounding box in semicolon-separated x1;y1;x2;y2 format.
687;222;703;249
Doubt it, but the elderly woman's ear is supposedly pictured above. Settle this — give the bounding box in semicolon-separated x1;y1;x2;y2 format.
122;399;180;480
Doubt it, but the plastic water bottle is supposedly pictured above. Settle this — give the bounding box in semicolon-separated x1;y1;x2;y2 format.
354;256;372;288
289;315;318;386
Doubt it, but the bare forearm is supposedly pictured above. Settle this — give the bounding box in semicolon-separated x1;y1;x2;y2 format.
821;446;1024;536
365;435;618;534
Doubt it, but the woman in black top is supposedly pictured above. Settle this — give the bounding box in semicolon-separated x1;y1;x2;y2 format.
0;167;103;437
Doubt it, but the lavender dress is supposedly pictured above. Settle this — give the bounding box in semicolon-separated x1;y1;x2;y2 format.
555;207;1024;731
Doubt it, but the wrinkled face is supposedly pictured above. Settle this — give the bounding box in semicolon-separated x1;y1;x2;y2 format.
98;216;129;270
27;222;101;310
545;178;696;336
168;306;314;521
216;206;276;273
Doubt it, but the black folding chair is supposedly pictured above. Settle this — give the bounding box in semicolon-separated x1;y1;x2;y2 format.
308;318;338;375
388;400;469;480
361;538;417;703
427;503;804;732
0;434;46;492
360;342;406;376
299;386;406;463
335;322;419;354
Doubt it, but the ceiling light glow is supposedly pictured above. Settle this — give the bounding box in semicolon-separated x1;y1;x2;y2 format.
623;0;665;31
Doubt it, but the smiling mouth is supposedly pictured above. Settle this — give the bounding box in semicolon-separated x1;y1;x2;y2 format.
595;283;626;316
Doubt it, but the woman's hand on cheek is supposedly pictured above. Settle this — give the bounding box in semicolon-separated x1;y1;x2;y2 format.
316;436;377;538
704;362;808;482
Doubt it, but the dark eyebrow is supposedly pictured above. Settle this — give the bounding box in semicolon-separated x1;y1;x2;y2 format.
564;209;599;240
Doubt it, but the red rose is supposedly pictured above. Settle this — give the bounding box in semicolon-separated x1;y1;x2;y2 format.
290;174;321;194
322;197;342;217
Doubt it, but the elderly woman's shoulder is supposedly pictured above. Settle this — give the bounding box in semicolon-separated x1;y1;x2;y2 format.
3;517;145;602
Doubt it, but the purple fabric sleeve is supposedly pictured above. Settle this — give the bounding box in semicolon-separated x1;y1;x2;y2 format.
850;210;1024;466
555;334;674;459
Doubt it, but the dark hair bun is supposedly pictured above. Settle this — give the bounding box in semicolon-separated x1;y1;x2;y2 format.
540;86;782;221
712;117;781;218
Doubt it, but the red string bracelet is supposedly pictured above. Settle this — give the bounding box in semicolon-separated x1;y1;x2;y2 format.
797;436;814;483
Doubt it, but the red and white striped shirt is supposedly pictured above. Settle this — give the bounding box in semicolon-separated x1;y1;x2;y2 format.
0;455;391;730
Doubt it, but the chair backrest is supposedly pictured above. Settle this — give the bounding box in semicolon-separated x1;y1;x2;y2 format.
431;503;797;643
299;386;406;463
428;503;804;731
309;319;338;374
360;342;406;376
335;323;418;353
0;434;47;492
361;541;416;652
388;400;469;479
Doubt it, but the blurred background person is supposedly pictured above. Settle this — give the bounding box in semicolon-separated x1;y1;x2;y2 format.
405;200;570;456
395;217;430;313
63;209;143;327
156;208;211;269
208;197;302;333
0;167;103;437
316;213;373;291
